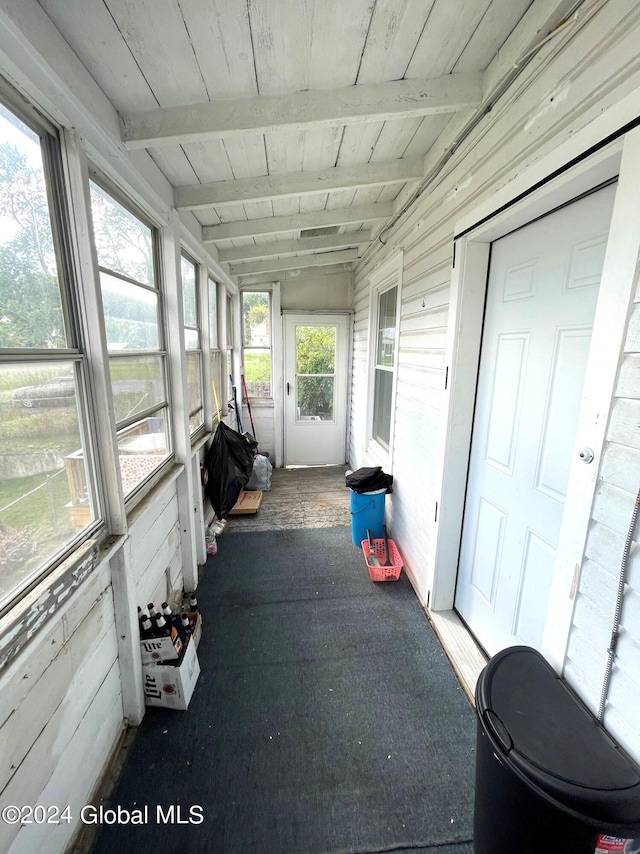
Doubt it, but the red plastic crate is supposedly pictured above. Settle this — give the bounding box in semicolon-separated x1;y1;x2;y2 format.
361;538;403;582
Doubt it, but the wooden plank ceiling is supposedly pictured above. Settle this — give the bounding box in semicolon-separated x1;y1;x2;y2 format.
38;0;535;282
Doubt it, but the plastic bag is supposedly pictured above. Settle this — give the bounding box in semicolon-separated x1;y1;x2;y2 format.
204;422;258;519
246;453;273;491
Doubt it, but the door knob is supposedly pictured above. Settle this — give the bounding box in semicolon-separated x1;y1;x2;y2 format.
578;447;594;464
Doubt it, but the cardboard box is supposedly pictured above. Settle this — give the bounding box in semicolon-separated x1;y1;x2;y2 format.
187;611;202;649
142;637;200;710
139;626;183;665
228;490;263;514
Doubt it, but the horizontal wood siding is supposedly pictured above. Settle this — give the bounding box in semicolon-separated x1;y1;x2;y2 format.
129;480;183;608
351;0;640;720
0;562;123;854
565;290;640;757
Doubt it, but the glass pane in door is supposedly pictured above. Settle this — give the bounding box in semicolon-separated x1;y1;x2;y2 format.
295;325;336;422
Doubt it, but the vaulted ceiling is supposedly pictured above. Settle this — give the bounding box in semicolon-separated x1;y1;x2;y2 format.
37;0;541;284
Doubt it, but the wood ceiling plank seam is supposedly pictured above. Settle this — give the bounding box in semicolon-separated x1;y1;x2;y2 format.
104;0;208;108
356;0;438;85
220;134;269;182
451;0;536;74
146;146;199;187
406;0;494;79
177;0;258;99
181;139;237;184
38;0;157;110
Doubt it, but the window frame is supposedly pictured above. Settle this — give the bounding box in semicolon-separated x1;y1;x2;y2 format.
180;251;205;440
88;174;174;504
367;252;403;470
0;86;103;616
208;275;223;421
240;288;273;400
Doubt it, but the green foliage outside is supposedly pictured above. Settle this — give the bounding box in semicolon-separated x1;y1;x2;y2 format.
0;136;66;349
242;291;269;346
295;326;336;417
0;469;72;530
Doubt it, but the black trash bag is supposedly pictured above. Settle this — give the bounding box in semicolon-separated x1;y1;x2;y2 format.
204;422;258;519
345;465;393;494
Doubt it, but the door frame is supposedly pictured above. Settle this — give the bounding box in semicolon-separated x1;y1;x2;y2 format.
429;122;640;671
280;310;353;467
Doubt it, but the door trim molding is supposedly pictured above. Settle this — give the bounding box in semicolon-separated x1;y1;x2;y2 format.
428;129;640;673
282;312;351;467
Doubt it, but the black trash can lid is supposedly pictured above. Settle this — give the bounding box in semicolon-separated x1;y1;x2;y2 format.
476;646;640;831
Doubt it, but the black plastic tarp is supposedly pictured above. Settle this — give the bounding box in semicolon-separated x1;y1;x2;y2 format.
345;466;393;494
204;422;258;519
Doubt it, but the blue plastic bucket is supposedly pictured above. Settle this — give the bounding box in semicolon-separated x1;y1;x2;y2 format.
349;489;386;546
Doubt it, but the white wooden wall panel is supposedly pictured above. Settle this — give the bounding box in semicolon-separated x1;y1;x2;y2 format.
0;563;122;853
128;482;183;608
350;0;640;753
8;667;123;854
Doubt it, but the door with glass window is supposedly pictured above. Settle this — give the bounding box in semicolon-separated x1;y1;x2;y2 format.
283;314;349;466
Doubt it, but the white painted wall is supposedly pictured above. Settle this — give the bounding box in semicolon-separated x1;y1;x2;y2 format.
350;0;640;760
281;271;352;311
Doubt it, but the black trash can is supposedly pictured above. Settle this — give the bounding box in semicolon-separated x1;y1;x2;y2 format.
474;646;640;854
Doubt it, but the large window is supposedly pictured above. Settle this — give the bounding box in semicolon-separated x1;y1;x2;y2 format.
89;181;171;497
242;291;271;398
181;254;204;435
369;255;401;461
0;98;98;611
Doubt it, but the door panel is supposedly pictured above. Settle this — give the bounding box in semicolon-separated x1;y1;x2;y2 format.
284;314;349;466
455;185;616;656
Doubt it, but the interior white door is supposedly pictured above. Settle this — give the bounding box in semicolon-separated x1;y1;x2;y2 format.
455;184;616;656
284;314;349;466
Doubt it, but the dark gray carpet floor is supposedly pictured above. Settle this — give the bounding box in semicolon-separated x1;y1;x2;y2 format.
91;527;476;854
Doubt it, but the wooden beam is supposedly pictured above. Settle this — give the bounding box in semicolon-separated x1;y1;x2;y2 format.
229;249;358;275
176;158;423;209
236;263;354;285
219;232;371;263
122;74;482;149
202;202;393;241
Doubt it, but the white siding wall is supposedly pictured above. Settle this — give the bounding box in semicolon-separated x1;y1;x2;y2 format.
350;0;640;759
0;562;123;854
565;286;640;757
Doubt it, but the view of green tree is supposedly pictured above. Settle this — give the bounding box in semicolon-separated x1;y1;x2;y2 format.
242;291;269;346
90;181;154;286
0;139;65;349
295;326;336;417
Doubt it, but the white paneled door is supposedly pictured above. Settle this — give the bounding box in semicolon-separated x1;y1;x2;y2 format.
284;314;349;466
455;185;616;656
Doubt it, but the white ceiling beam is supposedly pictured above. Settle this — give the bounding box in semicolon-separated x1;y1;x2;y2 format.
229;249;358;276
237;263;353;285
176;158;423;210
122;74;483;149
219;232;371;263
202;202;393;241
